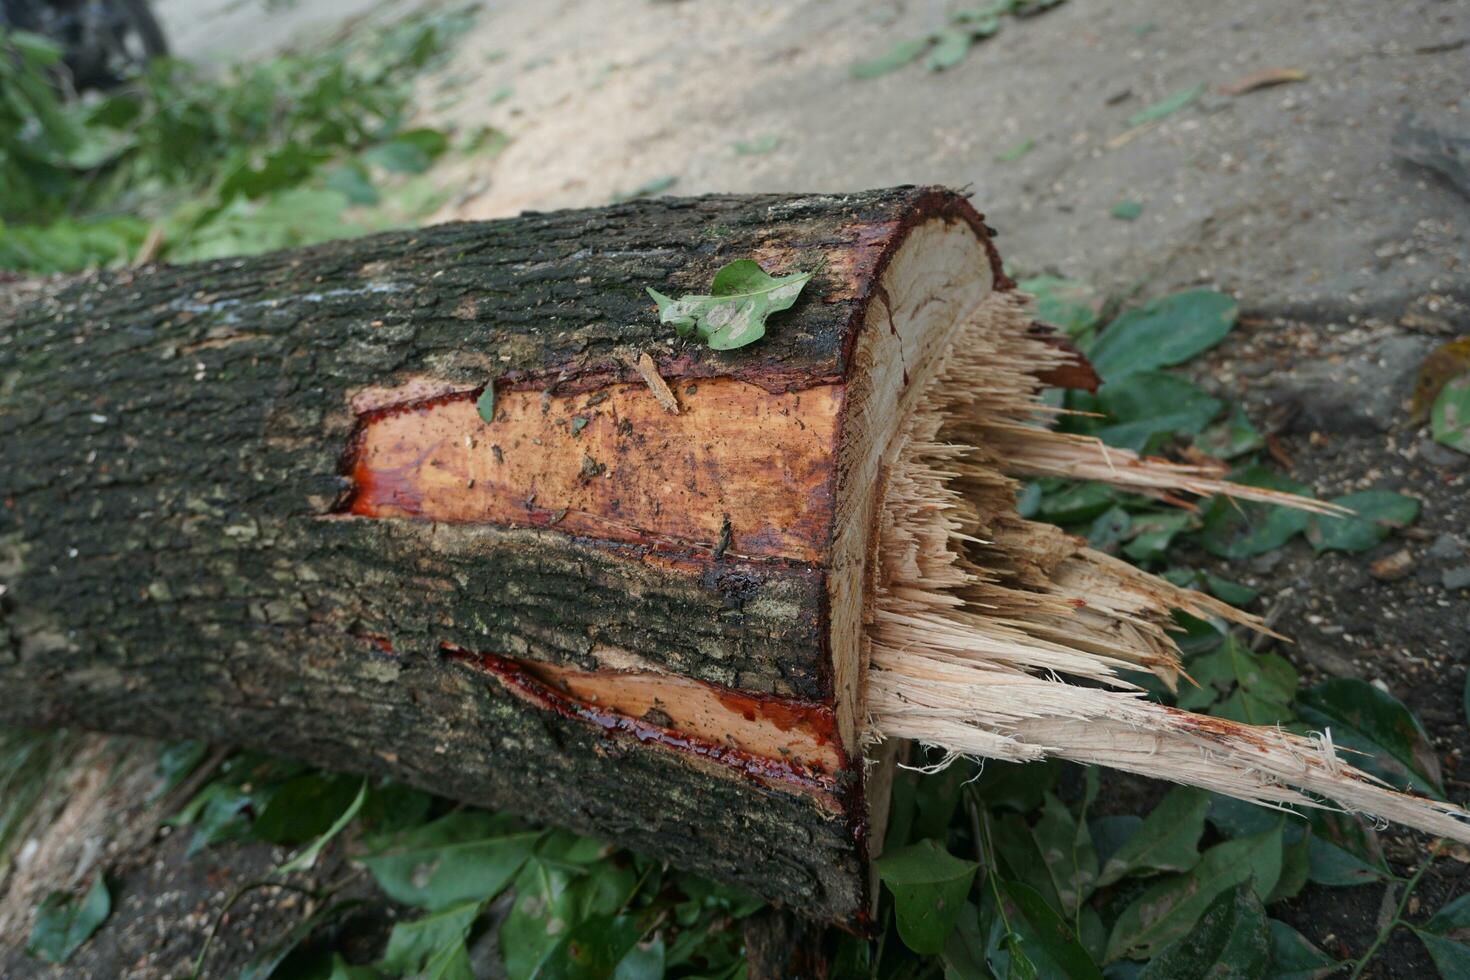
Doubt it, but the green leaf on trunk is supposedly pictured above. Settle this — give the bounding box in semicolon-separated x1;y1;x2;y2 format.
647;259;814;351
477;382;496;423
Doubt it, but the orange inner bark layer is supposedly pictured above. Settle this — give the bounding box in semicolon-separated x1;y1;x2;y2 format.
445;646;844;800
345;378;843;563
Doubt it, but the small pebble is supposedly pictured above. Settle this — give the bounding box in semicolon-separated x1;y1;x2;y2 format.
1419;439;1469;470
1443;566;1470;591
1428;533;1464;561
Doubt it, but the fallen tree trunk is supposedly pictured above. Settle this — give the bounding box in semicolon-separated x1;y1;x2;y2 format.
2;188;1465;930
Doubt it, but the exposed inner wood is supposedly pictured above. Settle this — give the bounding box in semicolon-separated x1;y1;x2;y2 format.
447;647;844;808
344;378;842;562
864;286;1470;844
499;653;842;780
828;217;998;764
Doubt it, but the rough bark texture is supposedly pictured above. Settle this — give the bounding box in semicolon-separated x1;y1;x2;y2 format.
0;187;1002;925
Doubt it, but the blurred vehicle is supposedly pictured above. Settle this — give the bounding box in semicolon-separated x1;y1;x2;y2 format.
1;0;167;90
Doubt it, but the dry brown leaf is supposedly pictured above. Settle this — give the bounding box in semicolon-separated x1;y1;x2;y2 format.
1218;68;1307;96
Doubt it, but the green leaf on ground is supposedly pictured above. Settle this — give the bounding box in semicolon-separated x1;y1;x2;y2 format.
1127;84;1205;126
1123;511;1197;562
1296;678;1445;798
361;811;537;910
1106;825;1282;961
1136;883;1268;980
997;138;1035;162
239;899;364;980
1413;930;1470;979
1424;892;1470;937
1431;372;1470;454
1196;405;1265;459
539;914;644;979
1305;490;1419;553
1096;787;1208;887
648;259;814;350
611;175;677;203
1111;200;1143;221
1092;372;1223;451
1085;290;1238;381
1194;465;1314;559
28;875;110;964
252;772;364;846
999;881;1104;980
926;29;973;70
1018;276;1101;339
1178;636;1297;725
1266;919;1338;979
733;134;781;155
876;839;979;954
278;777;368;873
849;37;933;78
378;900;481;975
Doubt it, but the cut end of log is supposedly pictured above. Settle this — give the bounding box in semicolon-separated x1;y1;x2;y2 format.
860;280;1470;847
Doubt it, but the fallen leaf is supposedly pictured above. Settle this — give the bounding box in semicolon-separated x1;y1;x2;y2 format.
1110;200;1143;221
611;175;677;204
1431;372;1470;455
733;134;781;155
996;138;1035;162
1413;337;1470;421
1126;84;1205;127
1369;549;1414;582
1217;68;1306;97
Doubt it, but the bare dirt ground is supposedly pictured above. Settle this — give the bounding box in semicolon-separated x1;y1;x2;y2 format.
4;0;1468;974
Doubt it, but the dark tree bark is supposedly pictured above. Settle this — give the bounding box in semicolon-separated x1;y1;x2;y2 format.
0;187;1008;926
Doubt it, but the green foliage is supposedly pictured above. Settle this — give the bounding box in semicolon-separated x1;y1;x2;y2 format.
849;0;1067;78
1135;883;1269;980
1296;678;1445;798
1305;490;1420;553
27;874;111;964
1110;200;1143;221
1106;825;1283;961
0;6;484;273
876;839;979;953
1096;788;1207;887
733;134;780;155
1431;372;1470;453
1083;290;1237;381
1126;84;1205;126
611;175;677;203
648;259;815;350
360;811;537;910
